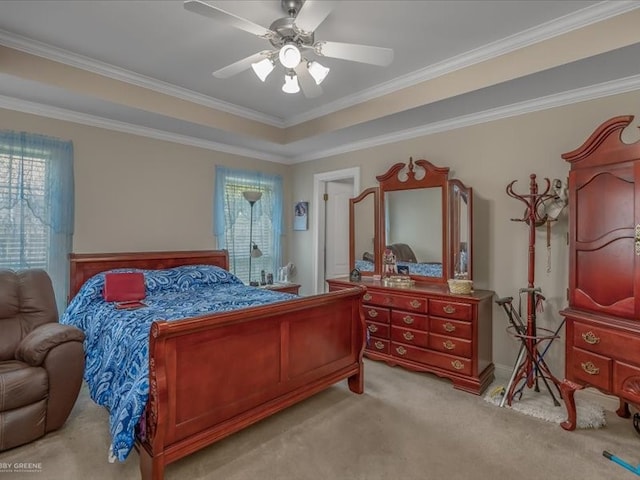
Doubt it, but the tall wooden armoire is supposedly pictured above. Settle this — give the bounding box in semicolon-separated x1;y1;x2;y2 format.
560;115;640;430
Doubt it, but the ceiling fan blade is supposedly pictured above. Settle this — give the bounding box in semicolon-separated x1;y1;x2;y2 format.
184;0;274;38
314;41;394;67
294;62;323;98
213;51;271;79
294;1;337;34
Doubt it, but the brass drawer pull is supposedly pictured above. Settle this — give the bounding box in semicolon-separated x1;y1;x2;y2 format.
410;300;421;308
581;361;600;375
368;324;379;333
396;346;407;355
403;315;414;325
443;305;456;314
581;331;600;345
451;360;464;370
403;331;415;341
443;340;455;350
443;322;455;332
368;309;379;318
374;341;385;350
363;293;372;301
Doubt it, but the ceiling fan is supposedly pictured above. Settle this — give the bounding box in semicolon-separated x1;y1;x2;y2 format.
184;0;394;98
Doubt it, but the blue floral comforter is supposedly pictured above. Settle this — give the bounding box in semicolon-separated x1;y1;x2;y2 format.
60;265;296;462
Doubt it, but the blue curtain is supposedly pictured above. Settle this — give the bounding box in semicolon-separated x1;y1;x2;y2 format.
0;131;74;313
214;166;283;281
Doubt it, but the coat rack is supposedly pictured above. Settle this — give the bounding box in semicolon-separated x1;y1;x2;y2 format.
499;174;565;406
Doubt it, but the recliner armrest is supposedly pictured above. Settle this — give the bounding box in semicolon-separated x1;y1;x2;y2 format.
15;323;85;366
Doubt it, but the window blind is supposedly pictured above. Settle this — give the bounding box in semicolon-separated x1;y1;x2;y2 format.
223;181;274;283
0;152;50;269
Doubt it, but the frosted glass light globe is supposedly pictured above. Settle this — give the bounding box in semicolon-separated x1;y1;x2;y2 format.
279;44;301;69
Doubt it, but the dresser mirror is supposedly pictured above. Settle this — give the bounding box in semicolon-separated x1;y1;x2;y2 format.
384;187;443;273
449;179;473;280
348;157;473;283
350;187;379;276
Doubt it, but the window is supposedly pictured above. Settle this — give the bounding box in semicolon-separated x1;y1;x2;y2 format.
214;167;283;284
0;154;49;269
0;131;74;312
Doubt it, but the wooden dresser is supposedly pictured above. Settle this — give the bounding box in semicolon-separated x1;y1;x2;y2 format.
560;115;640;430
327;277;494;395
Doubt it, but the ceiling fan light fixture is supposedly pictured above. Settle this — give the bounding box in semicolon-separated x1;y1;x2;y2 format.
282;73;300;94
307;61;330;85
279;43;301;69
251;57;275;82
185;0;394;99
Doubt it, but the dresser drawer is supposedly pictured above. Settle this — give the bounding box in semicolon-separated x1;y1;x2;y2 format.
366;321;390;338
391;294;427;313
568;347;611;391
613;361;640;405
367;338;389;354
428;332;472;358
363;305;390;323
391;326;429;348
429;299;472;321
390;343;472;375
573;322;640;365
430;317;472;340
363;291;427;313
391;310;429;331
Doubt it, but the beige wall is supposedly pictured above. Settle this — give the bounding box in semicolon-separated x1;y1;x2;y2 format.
289;90;640;373
0;108;291;254
3;89;640;376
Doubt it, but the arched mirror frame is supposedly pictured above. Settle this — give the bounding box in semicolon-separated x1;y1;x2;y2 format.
349;187;380;276
377;158;450;284
348;158;473;283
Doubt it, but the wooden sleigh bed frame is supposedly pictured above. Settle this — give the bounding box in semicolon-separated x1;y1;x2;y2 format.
68;250;366;480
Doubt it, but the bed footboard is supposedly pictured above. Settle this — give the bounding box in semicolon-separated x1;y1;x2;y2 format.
136;286;365;480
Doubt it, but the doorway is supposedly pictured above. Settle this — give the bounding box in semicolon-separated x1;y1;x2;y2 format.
312;167;360;293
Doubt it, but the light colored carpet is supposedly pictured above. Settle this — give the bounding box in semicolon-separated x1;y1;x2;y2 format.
1;359;639;480
483;377;606;429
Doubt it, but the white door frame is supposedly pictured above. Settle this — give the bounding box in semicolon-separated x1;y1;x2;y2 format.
312;167;360;294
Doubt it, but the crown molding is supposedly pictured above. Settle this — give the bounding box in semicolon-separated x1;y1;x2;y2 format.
290;74;640;163
0;29;286;128
1;75;639;166
0;94;287;164
286;1;640;127
1;1;637;131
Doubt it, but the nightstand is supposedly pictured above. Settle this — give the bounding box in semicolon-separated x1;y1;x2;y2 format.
262;283;300;295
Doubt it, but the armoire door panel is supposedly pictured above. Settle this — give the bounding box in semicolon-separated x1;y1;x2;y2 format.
570;159;639;319
575;171;634;243
573;289;635;319
574;238;634;311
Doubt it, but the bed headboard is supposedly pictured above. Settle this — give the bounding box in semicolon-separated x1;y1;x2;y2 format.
68;250;229;300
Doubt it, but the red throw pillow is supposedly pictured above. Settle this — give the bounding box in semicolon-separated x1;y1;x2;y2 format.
103;272;146;302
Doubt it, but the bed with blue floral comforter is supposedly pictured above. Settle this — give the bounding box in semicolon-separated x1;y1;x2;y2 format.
60;265;296;462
